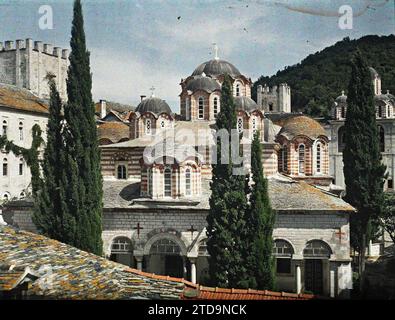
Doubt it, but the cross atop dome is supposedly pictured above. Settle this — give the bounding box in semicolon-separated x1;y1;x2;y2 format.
212;43;219;60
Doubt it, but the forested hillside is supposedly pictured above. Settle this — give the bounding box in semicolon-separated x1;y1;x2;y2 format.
253;35;395;118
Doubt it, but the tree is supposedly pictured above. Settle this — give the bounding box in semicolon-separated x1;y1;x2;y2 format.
32;76;76;243
380;194;395;245
206;75;249;288
245;132;276;290
62;0;103;255
343;49;387;290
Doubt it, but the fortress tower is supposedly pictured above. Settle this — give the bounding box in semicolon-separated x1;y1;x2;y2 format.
0;39;69;101
257;83;291;113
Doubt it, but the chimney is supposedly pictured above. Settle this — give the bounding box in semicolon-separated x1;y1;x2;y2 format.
140;95;146;102
100;100;107;119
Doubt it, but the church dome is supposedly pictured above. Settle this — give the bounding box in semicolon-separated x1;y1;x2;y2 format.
279;115;326;140
335;93;347;104
369;67;380;78
135;97;172;114
192;59;241;78
234;96;259;112
185;76;221;93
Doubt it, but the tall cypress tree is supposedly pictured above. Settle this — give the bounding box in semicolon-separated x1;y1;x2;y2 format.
32;76;73;241
64;0;103;255
343;49;386;289
245;132;276;290
206;75;249;288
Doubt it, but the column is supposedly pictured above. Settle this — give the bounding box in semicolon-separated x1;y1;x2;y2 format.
190;258;197;284
296;264;302;294
135;256;143;271
330;270;335;298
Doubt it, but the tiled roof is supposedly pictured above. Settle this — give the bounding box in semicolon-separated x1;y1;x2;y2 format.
0;225;316;300
0;83;49;115
0;225;185;299
98;121;130;143
182;286;315;300
95;101;134;115
277;115;326;140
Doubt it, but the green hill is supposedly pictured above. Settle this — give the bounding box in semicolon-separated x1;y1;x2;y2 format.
252;35;395;118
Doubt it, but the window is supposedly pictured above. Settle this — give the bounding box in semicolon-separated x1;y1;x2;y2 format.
117;165;127;179
160;120;165;129
19;122;24;141
111;237;132;254
281;147;288;172
145;119;151;135
388;179;393;190
185;168;191;196
340;106;346;119
378;125;385;152
19;159;24;176
198;240;209;256
198;97;204;119
273;240;293;274
3;158;7;176
2;120;7;137
298;144;305;174
316;142;321;174
236;83;240;97
213;97;219;118
237;117;243;133
20;192;26;199
269;103;274;112
164;167;172;197
387;106;391;118
303;240;331;258
2;193;9;201
147;168;153;195
150;238;181;255
252;117;257;135
338;126;346;153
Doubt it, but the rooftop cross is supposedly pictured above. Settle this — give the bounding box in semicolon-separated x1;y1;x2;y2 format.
149;86;155;97
212;43;219;60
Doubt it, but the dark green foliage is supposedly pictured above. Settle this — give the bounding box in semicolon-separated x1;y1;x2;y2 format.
381;194;395;245
343;50;386;280
206;75;250;288
245;132;276;290
253;35;395;117
62;0;103;255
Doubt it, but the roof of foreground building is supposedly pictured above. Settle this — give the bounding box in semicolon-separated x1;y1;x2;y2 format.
0;225;316;300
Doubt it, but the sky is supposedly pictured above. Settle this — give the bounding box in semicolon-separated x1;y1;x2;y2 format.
0;0;394;111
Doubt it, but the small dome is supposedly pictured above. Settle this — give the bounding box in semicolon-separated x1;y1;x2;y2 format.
135;97;172;114
192;59;241;78
185;76;221;93
234;96;259;112
279;115;326;140
369;67;380;79
335;92;347;104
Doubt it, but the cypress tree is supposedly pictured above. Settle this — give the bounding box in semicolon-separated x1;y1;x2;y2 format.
245;132;276;290
206;75;249;288
343;49;386;289
32;76;74;241
63;0;103;255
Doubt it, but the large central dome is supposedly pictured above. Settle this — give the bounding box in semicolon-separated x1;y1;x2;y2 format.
192;59;241;78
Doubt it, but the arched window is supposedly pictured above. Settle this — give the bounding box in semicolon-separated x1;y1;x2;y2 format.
2;193;9;201
298;144;305;174
111;237;132;254
303;240;331;258
198;97;204;119
2;158;7;176
2;120;7;137
19;122;24;141
273;240;294;274
164;167;172;197
281;146;288;172
117;165;127;179
20;192;26;199
387;106;391;118
378;125;385;152
338;126;346;153
251;117;257;135
340;106;346;119
213;97;219;118
377;105;383;118
237;117;243;133
316;142;322;174
19;159;24;176
160;120;165;129
236;83;240;97
185;168;191;196
150;238;181;255
145;119;151;135
146;168;153;195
